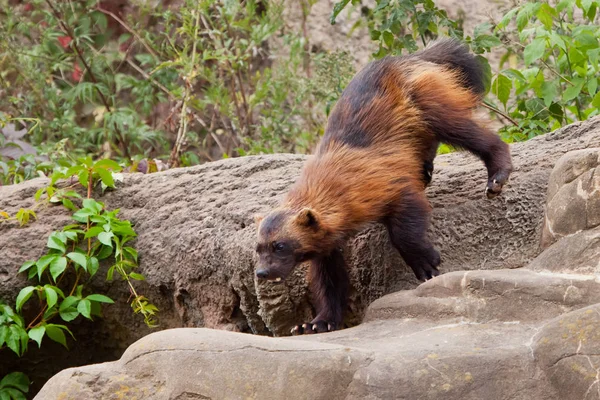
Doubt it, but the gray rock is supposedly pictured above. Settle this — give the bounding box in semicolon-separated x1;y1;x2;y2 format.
533;304;600;400
35;267;600;400
529;225;600;275
2;117;600;394
541;147;600;248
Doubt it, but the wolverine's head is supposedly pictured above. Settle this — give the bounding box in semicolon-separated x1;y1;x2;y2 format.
254;207;326;283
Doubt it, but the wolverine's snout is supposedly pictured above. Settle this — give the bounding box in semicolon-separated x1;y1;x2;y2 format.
255;267;286;283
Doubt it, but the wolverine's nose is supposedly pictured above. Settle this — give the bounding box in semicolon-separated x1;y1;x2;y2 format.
256;269;269;279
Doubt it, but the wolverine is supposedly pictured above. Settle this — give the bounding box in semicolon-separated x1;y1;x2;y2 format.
254;38;513;335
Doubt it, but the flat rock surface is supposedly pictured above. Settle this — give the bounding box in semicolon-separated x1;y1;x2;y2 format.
35;267;600;399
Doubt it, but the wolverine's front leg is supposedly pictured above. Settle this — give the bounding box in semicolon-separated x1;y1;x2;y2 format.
291;248;349;335
385;190;441;281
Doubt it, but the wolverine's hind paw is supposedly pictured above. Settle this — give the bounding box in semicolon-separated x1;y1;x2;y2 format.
291;321;337;335
485;170;510;199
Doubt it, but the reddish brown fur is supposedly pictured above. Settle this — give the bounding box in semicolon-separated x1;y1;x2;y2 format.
255;38;513;335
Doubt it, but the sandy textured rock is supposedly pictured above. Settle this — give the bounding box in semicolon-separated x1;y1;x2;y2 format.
541;148;600;248
530;225;600;275
35;266;600;400
2;117;600;394
533;304;600;400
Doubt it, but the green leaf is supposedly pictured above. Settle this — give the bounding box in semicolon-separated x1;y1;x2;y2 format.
82;199;103;213
78;169;89;187
382;30;394;48
124;247;138;262
47;236;66;253
34;187;46;201
0;388;27;400
95;168;115;188
98;231;114;247
59;296;79;309
86;294;114;304
17;261;35;274
330;0;351;24
562;78;585;102
87;257;100;277
35;254;56;278
6;325;26;356
475;55;492;94
45;324;68;348
15;287;35;312
524;37;546;66
106;265;116;281
59;296;80;322
492;73;512;108
549;31;567;51
568;46;586;64
62;198;76;211
536;3;556;30
496;7;518;30
129;272;145;281
77;299;92;319
0;372;29;392
516;3;541;31
93;159;122;171
67;252;88;271
44;287;58;309
84;226;105;238
475;34;502;48
0;326;7;348
49;256;68;281
28;326;45;348
541;80;559;106
592;91;600;108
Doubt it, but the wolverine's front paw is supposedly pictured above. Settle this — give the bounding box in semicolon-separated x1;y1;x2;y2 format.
290;321;337;335
410;248;441;282
486;170;511;199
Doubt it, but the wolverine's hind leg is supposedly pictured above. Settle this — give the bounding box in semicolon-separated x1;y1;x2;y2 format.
411;70;513;198
384;190;441;281
434;119;512;198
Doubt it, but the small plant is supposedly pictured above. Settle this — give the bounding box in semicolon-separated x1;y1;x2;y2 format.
1;156;158;395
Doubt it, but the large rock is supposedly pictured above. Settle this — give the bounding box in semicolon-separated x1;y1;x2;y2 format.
2;117;600;394
34;266;600;399
540;147;600;248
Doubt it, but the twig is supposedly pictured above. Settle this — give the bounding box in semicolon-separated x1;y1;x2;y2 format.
481;100;519;127
125;58;176;101
96;7;159;60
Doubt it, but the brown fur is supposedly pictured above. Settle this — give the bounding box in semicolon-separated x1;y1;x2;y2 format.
255;38;513;335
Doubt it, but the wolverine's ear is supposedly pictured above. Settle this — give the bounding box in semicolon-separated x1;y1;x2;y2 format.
253;214;264;226
295;208;320;229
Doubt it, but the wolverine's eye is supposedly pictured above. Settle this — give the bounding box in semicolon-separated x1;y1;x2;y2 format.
272;242;285;252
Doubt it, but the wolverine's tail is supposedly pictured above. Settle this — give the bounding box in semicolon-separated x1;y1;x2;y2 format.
414;37;485;97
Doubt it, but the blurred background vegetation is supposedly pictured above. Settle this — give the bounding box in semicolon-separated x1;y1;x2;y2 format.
0;0;598;185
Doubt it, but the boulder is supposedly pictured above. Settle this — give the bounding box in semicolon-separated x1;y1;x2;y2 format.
35;266;600;400
540;147;600;248
2;117;600;394
533;304;600;400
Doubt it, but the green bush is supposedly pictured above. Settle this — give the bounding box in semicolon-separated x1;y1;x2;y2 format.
0;0;351;184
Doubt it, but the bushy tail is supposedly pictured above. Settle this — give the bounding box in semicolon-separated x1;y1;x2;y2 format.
415;37;486;97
